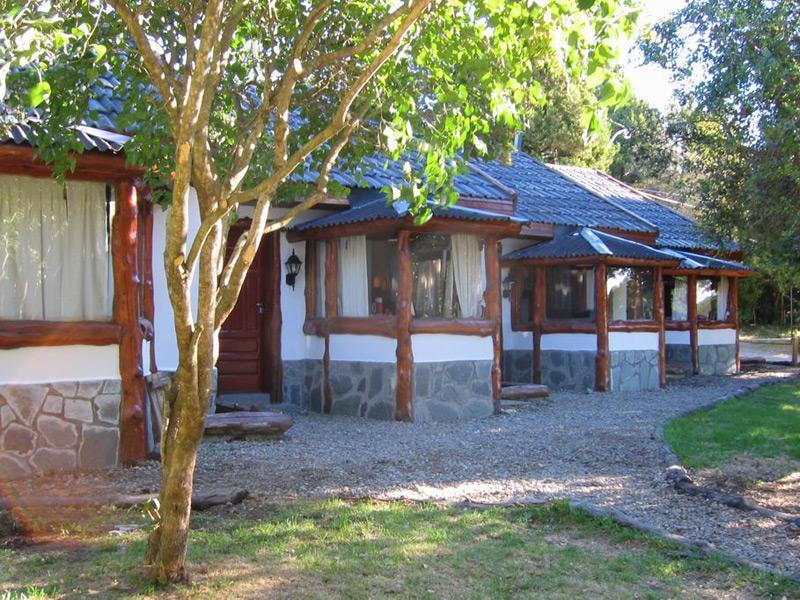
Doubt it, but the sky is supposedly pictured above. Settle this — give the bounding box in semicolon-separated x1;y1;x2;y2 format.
622;0;687;113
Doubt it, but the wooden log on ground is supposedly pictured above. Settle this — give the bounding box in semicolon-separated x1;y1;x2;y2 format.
204;412;293;437
500;384;550;400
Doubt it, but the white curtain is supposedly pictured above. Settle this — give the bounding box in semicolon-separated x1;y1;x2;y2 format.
607;268;629;321
671;276;688;320
451;234;484;318
337;235;369;316
717;276;729;320
0;175;111;320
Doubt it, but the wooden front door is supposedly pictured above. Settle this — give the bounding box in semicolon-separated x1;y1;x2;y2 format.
217;226;281;398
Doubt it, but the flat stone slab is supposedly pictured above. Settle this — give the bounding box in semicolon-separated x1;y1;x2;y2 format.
500;384;549;400
205;412;293;437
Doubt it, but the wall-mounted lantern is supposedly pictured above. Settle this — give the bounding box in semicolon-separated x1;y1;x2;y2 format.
502;272;516;299
284;250;302;289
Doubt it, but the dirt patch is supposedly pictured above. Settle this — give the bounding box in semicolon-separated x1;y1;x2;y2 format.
748;472;800;515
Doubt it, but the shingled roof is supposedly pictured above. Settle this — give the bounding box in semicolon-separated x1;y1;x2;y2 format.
547;164;717;251
291;197;524;232
473;152;655;234
503;228;679;263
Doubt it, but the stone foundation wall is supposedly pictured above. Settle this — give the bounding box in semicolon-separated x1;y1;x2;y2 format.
413;360;494;422
328;361;396;420
699;344;737;375
540;351;595;392
0;380;121;479
502;350;532;384
610;350;660;392
666;344;691;367
282;359;324;412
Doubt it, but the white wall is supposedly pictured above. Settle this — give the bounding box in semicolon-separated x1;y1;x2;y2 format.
0;345;120;384
411;334;493;362
330;334;396;362
665;330;690;345
540;333;597;351
698;328;736;346
500;237;534;353
609;332;659;352
152;195;201;372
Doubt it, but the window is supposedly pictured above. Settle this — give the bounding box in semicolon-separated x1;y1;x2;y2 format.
664;275;688;321
314;240;326;317
515;269;534;326
0;175;113;321
335;235;398;316
607;267;654;321
545;266;594;320
697;276;729;321
411;233;485;319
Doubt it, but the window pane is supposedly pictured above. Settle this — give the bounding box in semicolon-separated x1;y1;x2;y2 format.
664;275;688;321
607;267;654;321
410;233;485;319
314;240;326;317
0;175;112;321
545;266;595;320
697;277;729;321
517;269;533;325
367;238;398;315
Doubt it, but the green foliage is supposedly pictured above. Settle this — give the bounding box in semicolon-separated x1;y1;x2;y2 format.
609;97;674;185
2;0;638;218
664;381;800;470
643;0;800;289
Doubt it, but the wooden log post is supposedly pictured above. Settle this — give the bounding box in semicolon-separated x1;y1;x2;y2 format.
395;230;413;422
113;180;147;464
655;266;667;388
594;262;610;392
267;233;283;403
484;238;502;411
323;239;337;413
532;266;545;384
139;199;157;374
304;240;317;321
688;274;699;375
730;276;741;372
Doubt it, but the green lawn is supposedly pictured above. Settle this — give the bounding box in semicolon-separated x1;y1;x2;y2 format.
1;500;796;599
664;381;800;471
740;323;798;340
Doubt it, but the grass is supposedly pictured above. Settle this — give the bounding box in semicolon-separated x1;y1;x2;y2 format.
1;499;797;599
741;323;798;341
664;381;800;471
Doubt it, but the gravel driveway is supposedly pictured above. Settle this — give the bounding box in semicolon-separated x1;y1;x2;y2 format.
7;366;800;577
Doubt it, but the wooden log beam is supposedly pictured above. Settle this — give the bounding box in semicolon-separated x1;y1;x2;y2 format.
0;143;144;180
112;180;146;465
0;321;121;349
594;262;610;392
541;321;597;334
410;318;495;336
655;266;666;388
688;274;699;375
485;238;502;409
395;230;413;422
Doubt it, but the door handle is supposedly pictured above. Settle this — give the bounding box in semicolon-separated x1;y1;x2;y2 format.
256;302;265;315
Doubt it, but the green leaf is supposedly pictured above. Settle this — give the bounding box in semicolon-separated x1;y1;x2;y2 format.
28;81;51;107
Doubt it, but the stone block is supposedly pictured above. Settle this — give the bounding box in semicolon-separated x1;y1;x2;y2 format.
330;395;361;416
1;423;36;455
76;380;104;400
78;425;119;469
95;394;121;424
30;447;77;474
102;379;121;394
0;404;15;429
52;382;78;397
0;454;30;479
64;399;94;423
42;395;63;415
1;384;48;426
365;402;393;421
37;415;78;448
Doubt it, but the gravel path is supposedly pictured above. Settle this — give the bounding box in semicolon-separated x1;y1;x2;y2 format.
6;366;800;576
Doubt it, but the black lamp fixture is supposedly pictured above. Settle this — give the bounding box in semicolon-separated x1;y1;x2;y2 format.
284;250;303;289
502;272;516;299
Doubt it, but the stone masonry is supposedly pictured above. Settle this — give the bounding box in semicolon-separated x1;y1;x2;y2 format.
413;360;494;423
502;350;532;384
283;359;324;412
540;350;596;392
610;349;660;392
328;361;397;420
699;344;737;376
0;380;121;479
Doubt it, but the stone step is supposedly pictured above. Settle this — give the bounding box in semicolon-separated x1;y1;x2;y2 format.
204;412;293;438
500;384;550;401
